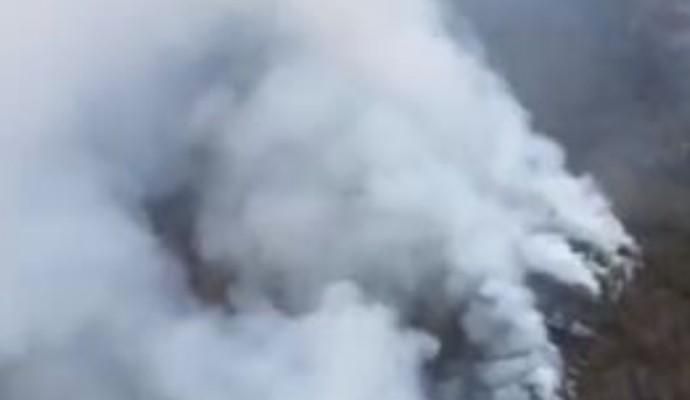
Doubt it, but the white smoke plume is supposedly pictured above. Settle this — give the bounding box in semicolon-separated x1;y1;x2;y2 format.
0;0;635;399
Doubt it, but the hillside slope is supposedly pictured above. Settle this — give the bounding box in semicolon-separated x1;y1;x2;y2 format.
460;1;690;398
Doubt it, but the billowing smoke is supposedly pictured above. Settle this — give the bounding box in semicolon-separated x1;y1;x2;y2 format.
0;0;634;399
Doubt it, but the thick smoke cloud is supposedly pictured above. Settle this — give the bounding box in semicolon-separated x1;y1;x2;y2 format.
0;1;634;400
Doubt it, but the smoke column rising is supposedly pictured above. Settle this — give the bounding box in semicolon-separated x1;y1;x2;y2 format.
0;0;634;399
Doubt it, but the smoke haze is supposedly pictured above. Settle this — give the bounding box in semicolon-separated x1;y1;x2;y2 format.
0;1;634;399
